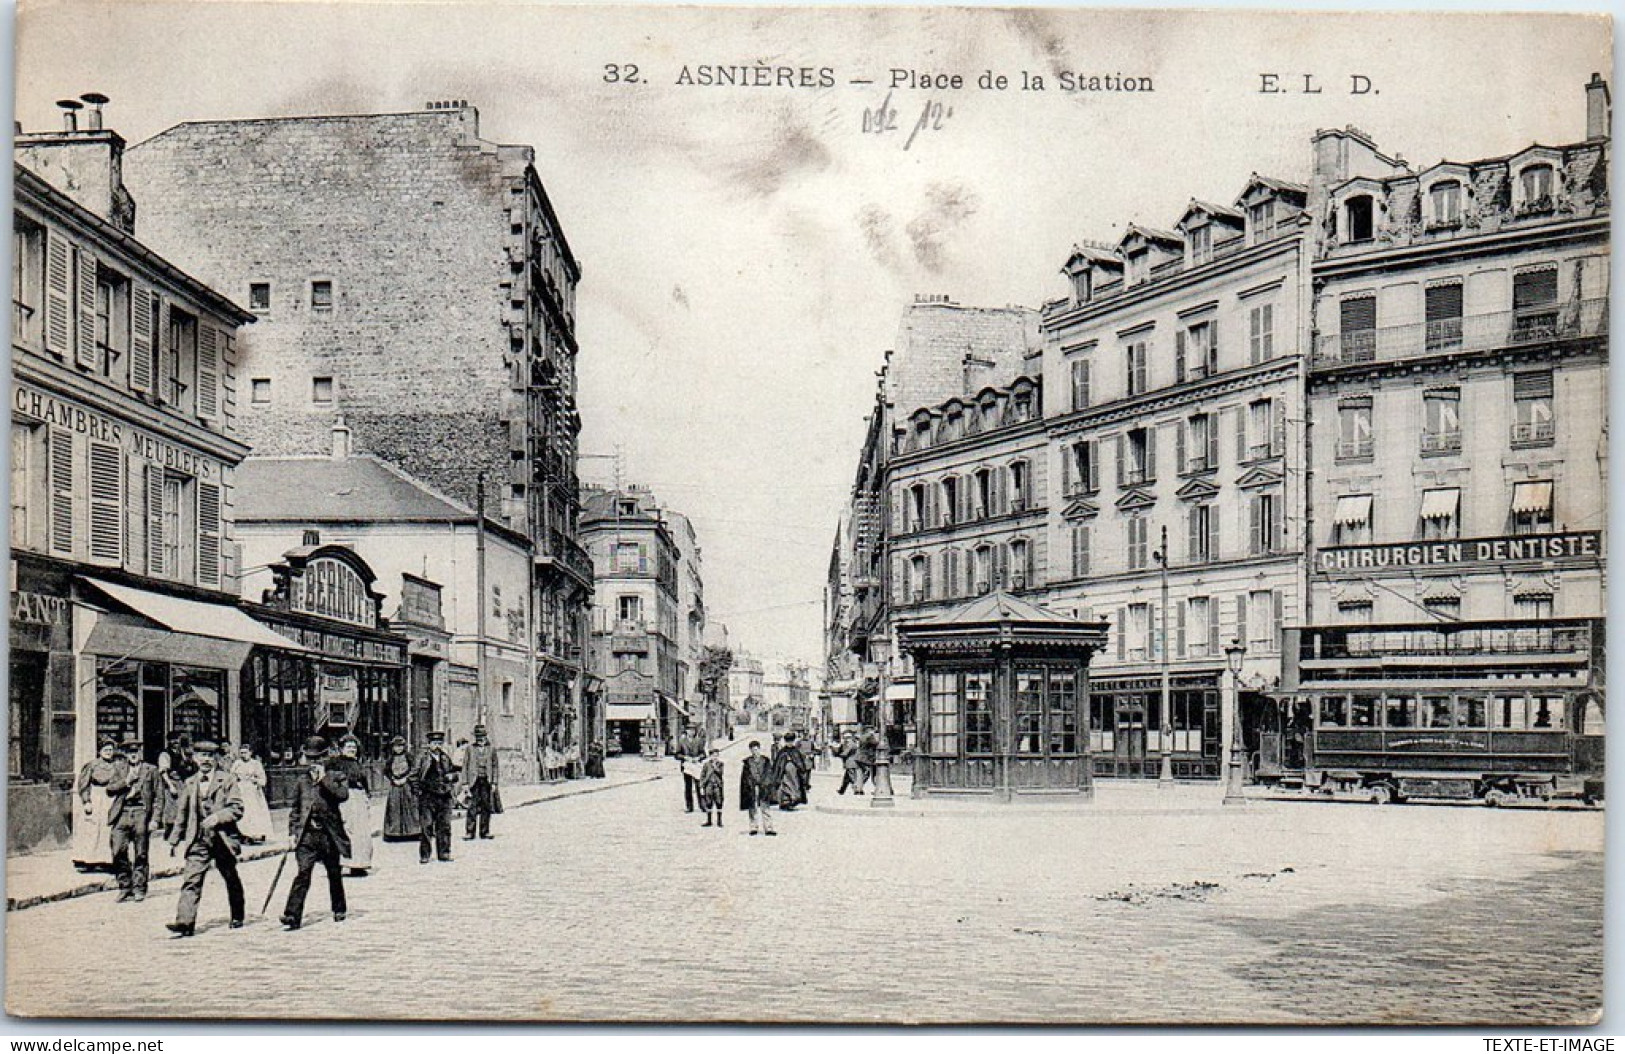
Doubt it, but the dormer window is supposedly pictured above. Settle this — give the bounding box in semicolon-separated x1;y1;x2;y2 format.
1517;164;1555;214
1247;199;1277;242
1069;269;1091;304
1344;195;1375;242
1428;180;1463;229
1188;224;1212;266
1125;250;1149;285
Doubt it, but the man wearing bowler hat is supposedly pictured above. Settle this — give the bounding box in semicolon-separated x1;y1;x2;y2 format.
412;729;458;863
110;738;158;902
461;723;500;841
281;736;351;930
166;739;245;937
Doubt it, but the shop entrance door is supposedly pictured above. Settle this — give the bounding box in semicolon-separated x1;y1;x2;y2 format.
1114;702;1147;777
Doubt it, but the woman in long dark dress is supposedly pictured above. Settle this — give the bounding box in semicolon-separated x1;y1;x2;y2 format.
772;733;808;810
381;736;421;842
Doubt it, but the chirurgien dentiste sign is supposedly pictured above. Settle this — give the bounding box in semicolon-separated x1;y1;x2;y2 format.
1316;532;1602;573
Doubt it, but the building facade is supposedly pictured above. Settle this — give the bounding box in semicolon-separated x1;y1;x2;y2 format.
9;100;262;850
121;101;592;770
580;485;684;755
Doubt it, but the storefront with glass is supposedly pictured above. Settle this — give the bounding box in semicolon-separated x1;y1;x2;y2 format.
1087;673;1224;780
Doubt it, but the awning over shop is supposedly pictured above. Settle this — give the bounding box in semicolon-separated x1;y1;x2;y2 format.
606;703;654;722
1334;494;1373;526
80;578;308;651
1510;481;1554;516
1419;488;1460;521
884;682;915;701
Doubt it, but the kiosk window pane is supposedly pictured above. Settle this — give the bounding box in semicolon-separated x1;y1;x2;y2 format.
928;673;959;756
1014;670;1044;755
1048;671;1079;755
964;672;994;755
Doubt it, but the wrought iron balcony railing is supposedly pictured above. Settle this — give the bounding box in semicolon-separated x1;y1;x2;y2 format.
1314;297;1607;369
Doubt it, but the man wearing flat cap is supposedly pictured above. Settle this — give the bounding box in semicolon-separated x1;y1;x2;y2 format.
281;736;351;930
461;723;500;841
165;739;245;937
110;738;158;902
411;729;458;863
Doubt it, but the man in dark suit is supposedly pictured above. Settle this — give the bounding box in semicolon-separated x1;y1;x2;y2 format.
675;724;706;812
412;729;458;863
281;736;351;930
110;738;158;902
460;724;500;840
166;740;245;937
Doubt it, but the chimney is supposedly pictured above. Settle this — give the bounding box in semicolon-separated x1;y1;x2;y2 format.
80;93;108;131
1586;73;1610;140
55;99;82;132
302;529;322;548
331;416;352;460
17;95;135;232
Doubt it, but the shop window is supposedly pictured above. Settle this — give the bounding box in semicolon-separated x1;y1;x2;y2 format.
1048;670;1079;755
1511;371;1555;446
1014;670;1045;755
1344;194;1375;242
170;666;225;744
964;672;994;755
927;673;960;755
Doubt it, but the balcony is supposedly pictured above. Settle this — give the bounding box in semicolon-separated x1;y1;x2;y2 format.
1420;431;1462;455
1314;298;1607;370
536;530;593;589
1336;439;1374;461
1511;420;1557;447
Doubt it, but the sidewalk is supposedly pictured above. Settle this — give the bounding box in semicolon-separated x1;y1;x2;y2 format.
810;766;1280;817
5;759;665;912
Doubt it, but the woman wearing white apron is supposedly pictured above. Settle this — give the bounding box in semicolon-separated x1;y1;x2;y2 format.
71;739;120;870
231;743;274;844
330;735;374;874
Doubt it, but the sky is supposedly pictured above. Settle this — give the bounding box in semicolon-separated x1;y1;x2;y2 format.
12;2;1610;666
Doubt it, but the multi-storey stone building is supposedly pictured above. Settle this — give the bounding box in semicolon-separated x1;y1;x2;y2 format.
580;485;685;755
121;101;592;770
1279;77;1610;779
9;100;273;849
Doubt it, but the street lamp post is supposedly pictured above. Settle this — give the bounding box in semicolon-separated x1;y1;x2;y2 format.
1152;525;1174;787
1223;639;1248;805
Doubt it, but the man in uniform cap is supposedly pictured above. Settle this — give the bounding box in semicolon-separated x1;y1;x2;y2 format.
166;739;245;936
461;723;500;841
411;730;458;863
110;738;158;902
280;736;351;930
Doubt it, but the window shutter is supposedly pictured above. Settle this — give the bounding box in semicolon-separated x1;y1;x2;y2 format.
1272;400;1286;456
1513;371;1554;399
1513;268;1559;309
44;231;73;358
922;553;933;599
1089;442;1100;492
1061;444;1074;492
1176;601;1187;657
1209;317;1219;372
1206;414;1220;469
638;543;649;573
1249;495;1263;554
924;483;937;527
1117;606;1126;661
1271;491;1285;550
993;467;1008;515
197;481;222;588
889;488;902;533
48;427;75;555
197;326;220;420
75;249;98;369
1235;592;1247;645
1187;504;1201;561
1175;421;1187;474
1115;435;1125;488
130;284;155;394
1340;295;1377;333
87;441;123;566
145;465;165;575
1425;283;1464;322
1145;426;1158;481
1235;406;1247;461
1272;589;1284;649
1125;346;1135;393
1207;508;1221;562
1207;597;1221;654
1174;329;1187;382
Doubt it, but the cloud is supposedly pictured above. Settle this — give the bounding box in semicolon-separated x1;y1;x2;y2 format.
905;182;980;272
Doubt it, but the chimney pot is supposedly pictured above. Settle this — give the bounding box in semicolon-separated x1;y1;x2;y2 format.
80;92;108;131
331;415;352;460
55;99;82;132
1586;73;1611;140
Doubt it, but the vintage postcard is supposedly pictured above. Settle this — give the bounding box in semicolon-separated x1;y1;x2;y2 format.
4;1;1611;1026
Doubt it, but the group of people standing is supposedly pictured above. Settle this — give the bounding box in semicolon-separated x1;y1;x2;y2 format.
834;727;880;796
69;722;507;937
672;724;832;837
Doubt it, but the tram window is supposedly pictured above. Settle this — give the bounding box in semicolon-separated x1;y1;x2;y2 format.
1530;695;1565;730
1453;696;1487;729
1494;696;1527;730
1385;696;1417;728
1350;697;1378;727
1424;697;1453;728
1319;697;1348;727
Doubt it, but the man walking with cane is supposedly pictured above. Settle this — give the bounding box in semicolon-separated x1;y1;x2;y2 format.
281;736;350;930
165;740;245;937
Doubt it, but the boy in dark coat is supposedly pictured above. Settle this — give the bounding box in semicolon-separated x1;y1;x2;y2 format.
281;736;351;930
697;747;725;828
737;740;777;836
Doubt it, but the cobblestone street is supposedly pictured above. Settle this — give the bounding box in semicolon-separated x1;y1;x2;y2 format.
4;759;1603;1025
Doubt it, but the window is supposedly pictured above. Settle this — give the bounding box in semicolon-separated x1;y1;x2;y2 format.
614;542;641;573
500;681;514;716
1247;398;1279;460
1188;224;1212;265
1428;180;1463;228
1008;539;1031;589
1124;426;1155;485
1187;503;1218;562
1332;494;1373;546
1514;593;1554;620
1009;461;1031;511
1423;595;1461;622
1249;491;1284;555
94;271;130;381
1048;670;1079;755
1338;600;1375;624
1339;295;1377;362
1066;440;1099;495
1126;603;1153;661
1184;596;1216;658
1127;515;1150;570
1248;199;1276;241
1350;695;1379;728
973;546;993;595
928;672;960;755
907;484;927;532
312;376;335;404
249;282;271;312
1125;339;1149;396
250;378;271;405
1344;194;1374;242
1246;589;1281;651
163;308;196;412
12;221;44;348
1517;165;1555;213
964;672;994;755
1419;488;1460;541
1510;480;1554;535
1511;371;1555;446
1512;268;1560;339
158;473;194;583
10;422;39;549
1015;670;1045;754
1424;282;1464;352
909;554;929;602
1070;357;1092;411
939;477;958;526
1249;302;1275;363
1421;388;1462;453
1337;400;1373;460
1179;320;1216;380
1125;251;1149;286
942;549;962;598
1185;412;1216;472
1384;695;1417;728
1070;524;1091;578
616;594;644;624
617;499;638;517
1319;696;1348;728
311;280;333;310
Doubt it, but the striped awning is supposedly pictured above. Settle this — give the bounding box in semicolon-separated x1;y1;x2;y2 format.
1334;494;1372;526
1419;488;1460;521
1510;481;1554;515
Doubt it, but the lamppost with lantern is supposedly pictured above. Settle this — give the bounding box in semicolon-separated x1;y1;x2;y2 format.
1223;638;1248;805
